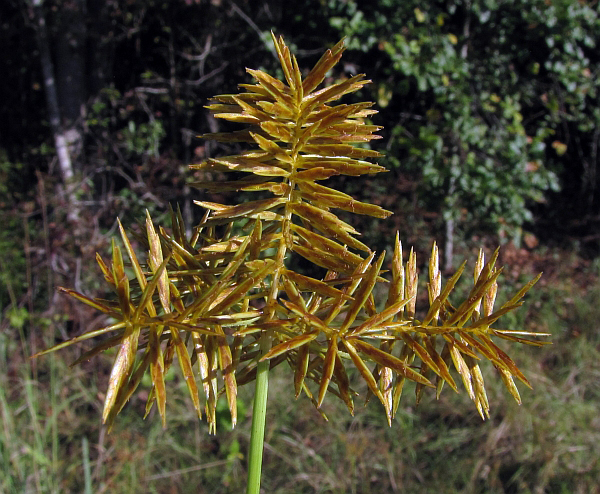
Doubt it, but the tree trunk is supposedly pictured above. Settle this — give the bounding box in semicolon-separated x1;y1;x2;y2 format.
53;0;87;187
54;0;87;126
32;0;79;222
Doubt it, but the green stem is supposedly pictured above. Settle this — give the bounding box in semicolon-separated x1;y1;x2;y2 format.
246;103;297;493
246;334;271;494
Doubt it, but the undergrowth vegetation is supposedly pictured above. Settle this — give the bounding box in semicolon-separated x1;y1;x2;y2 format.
2;253;599;493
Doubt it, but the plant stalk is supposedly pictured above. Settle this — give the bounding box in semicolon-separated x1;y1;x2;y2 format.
246;333;271;494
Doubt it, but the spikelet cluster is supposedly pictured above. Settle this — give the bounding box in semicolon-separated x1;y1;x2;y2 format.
35;33;549;431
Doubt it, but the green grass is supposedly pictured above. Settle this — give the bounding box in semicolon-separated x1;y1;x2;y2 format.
1;249;600;493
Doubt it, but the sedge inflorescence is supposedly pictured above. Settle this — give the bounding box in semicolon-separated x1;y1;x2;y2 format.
36;33;549;432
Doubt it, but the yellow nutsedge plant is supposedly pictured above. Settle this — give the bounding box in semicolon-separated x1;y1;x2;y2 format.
34;33;550;493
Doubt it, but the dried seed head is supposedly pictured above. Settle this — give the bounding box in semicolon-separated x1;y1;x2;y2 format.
484;275;498;317
428;242;442;321
36;34;548;435
407;248;418;319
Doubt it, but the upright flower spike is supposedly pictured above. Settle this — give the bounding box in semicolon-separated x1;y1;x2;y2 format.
34;34;550;445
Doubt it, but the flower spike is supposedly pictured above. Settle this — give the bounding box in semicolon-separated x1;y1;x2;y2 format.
35;34;549;435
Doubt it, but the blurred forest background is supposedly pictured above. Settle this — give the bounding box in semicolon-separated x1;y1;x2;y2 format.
1;0;600;492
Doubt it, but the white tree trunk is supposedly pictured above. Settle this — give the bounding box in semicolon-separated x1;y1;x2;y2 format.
32;0;79;222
